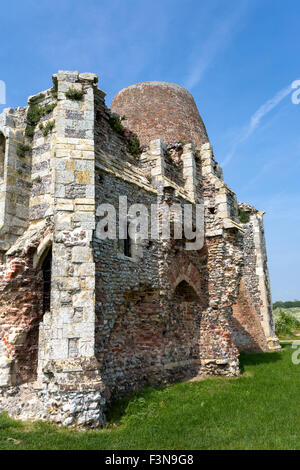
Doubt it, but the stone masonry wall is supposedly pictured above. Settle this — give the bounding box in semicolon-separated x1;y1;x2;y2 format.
0;71;279;428
0;107;30;252
231;203;279;351
93;134;243;402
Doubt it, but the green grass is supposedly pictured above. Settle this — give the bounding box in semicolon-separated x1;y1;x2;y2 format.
0;345;299;450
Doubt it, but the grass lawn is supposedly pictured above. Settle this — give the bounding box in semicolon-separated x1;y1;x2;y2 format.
0;344;299;450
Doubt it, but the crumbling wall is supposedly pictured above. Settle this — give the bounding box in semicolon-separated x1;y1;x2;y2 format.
93;137;243;403
0;71;279;429
28;89;57;222
0;107;30;252
0;221;53;386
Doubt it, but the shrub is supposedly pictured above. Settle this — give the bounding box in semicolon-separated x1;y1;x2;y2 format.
25;126;35;138
27;104;43;126
275;309;300;336
51;83;58;100
65;88;84;101
43;103;56;115
39;120;55;137
109;114;124;135
16;143;31;158
274;300;300;309
127;134;141;158
26;101;56;138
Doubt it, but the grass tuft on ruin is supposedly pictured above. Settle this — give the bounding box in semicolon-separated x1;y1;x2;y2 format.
238;207;250;224
127;134;141;158
65;88;84;101
109;113;125;134
16;143;31;159
39;120;55;137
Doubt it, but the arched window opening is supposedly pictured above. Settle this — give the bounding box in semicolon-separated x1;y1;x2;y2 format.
0;133;5;179
174;280;199;302
42;248;52;315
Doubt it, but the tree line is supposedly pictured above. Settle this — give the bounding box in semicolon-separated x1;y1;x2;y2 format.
273;300;300;309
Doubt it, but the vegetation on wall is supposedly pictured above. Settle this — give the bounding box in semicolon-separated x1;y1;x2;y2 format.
238;207;250;224
65;88;84;101
127;134;141;158
39;120;55;137
25;100;56;139
16;143;31;159
108;113;141;157
51;81;58;100
33;176;42;184
109;113;125;134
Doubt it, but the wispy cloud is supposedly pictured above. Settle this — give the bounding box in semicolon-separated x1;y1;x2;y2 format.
184;0;252;90
240;159;277;192
222;83;293;166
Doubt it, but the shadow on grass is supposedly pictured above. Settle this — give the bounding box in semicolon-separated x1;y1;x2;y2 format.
239;349;283;373
106;386;162;426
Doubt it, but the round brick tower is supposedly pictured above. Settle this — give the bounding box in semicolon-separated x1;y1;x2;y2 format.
111;81;209;148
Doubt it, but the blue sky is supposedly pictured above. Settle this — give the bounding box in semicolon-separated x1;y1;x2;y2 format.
0;0;299;301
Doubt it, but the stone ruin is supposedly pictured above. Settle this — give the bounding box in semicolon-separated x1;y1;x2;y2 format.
0;71;280;427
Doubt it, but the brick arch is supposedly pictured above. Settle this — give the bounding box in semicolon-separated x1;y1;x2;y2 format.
174;280;200;302
167;254;203;299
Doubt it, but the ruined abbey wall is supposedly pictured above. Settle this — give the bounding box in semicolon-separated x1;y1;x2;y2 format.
231;204;277;351
0;71;279;427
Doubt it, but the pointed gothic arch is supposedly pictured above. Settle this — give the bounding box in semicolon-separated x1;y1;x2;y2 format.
174;280;200;302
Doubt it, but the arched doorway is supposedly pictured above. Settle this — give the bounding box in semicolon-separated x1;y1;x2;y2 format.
174;280;200;302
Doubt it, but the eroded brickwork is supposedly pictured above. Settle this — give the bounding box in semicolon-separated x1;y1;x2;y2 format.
0;221;53;386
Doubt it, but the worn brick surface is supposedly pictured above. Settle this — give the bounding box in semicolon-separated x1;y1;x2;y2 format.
111;82;209;148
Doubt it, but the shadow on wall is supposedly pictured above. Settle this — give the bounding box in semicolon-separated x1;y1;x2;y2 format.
231;316;265;353
231;279;269;353
101;280;206;400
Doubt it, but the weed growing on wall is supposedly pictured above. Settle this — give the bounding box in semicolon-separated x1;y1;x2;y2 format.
65;88;84;101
